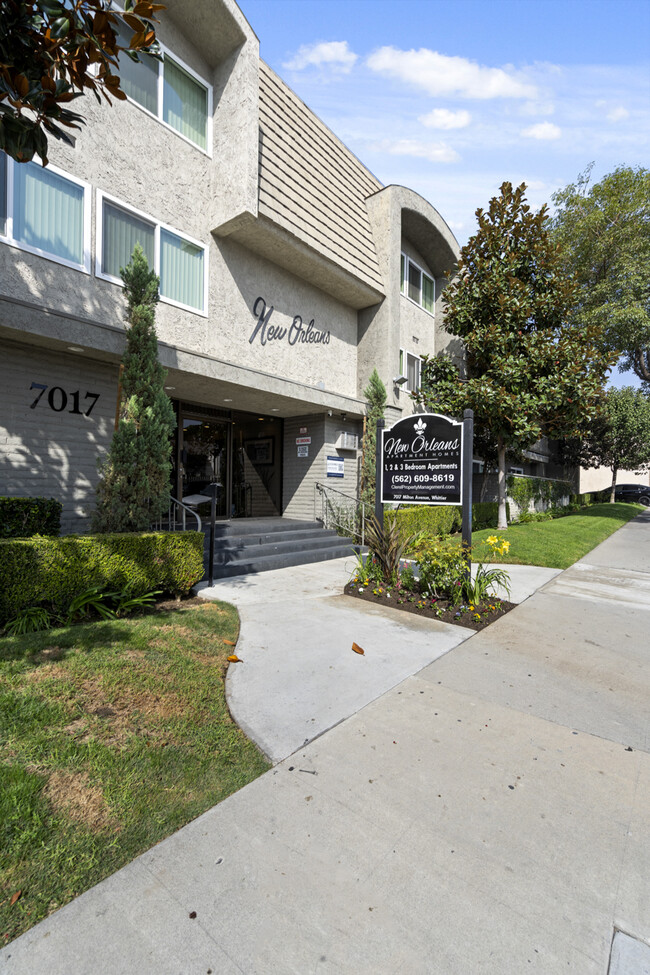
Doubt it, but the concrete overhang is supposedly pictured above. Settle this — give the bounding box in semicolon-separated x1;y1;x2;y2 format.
0;297;366;420
213;211;385;310
163;0;256;68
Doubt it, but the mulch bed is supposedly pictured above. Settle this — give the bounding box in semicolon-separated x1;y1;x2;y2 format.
343;581;516;631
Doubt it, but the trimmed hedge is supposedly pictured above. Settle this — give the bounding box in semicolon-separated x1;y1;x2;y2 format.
0;532;204;623
0;496;62;538
393;505;462;538
394;502;507;537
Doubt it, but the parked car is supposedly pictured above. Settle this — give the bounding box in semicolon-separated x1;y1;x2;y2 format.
614;483;650;505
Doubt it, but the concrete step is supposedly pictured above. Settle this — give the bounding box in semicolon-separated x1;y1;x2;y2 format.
208;542;356;579
201;518;358;578
207;534;351;565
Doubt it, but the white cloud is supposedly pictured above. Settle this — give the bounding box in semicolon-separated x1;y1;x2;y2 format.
521;121;562;140
374;138;460;163
606;105;629;122
366;47;538;99
283;41;357;73
419;108;471;130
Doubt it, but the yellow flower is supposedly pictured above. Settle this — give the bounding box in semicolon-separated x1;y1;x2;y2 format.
486;535;498;547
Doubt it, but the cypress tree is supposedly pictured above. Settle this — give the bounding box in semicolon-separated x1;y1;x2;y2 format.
93;244;176;532
360;369;387;510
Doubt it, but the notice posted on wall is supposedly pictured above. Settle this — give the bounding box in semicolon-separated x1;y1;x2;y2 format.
297;445;309;458
326;455;344;478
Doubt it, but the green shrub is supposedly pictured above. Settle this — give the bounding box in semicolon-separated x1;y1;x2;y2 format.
0;532;204;623
472;501;510;530
394;505;462;540
570;492;592;506
0;496;62;538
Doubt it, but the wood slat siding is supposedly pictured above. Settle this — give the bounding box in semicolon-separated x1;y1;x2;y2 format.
258;63;384;293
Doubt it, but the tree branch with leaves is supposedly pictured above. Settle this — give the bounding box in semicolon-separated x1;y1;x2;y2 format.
0;0;164;164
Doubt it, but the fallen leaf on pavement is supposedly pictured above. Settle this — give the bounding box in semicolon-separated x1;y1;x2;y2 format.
227;655;242;663
352;642;365;655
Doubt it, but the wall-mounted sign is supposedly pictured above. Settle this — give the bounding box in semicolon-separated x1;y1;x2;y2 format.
327;455;344;478
299;427;308;435
297;445;309;458
29;382;100;417
296;437;311;445
381;413;463;505
249;297;331;348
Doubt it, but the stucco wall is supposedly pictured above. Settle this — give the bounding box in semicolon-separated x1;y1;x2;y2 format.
282;415;361;520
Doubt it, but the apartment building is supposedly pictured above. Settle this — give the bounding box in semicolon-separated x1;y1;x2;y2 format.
0;0;460;532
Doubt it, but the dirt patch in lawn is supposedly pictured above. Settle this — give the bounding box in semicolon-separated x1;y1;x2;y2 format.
344;582;516;631
44;770;115;832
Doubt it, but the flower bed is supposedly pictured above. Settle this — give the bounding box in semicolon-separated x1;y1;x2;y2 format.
344;579;515;631
348;519;516;631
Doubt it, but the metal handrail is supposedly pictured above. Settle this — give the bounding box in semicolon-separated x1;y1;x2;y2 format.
152;496;202;533
315;482;373;545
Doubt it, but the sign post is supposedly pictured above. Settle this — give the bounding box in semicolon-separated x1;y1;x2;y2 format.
461;409;474;586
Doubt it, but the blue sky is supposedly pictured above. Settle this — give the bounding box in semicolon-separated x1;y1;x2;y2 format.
239;0;649;386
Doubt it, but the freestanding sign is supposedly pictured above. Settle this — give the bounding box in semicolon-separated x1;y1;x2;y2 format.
381;413;463;506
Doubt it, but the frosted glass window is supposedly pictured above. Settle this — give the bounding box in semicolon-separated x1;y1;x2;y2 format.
163;58;207;150
102;202;155;278
160;229;204;310
13;162;84;265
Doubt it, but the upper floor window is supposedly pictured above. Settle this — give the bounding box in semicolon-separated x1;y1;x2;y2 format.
116;24;211;153
0;154;90;272
399;349;421;393
400;253;435;314
97;191;207;315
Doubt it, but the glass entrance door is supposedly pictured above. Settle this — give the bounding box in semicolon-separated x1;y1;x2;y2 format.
180;417;229;518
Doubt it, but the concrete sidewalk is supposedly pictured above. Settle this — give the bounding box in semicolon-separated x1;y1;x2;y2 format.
2;513;649;974
197;555;560;763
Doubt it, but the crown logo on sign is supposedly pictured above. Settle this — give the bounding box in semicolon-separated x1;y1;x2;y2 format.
413;418;427;434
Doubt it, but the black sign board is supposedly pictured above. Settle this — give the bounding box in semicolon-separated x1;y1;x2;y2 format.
380;413;463;506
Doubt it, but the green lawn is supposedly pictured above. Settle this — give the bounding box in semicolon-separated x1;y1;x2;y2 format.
0;600;269;946
469;502;644;569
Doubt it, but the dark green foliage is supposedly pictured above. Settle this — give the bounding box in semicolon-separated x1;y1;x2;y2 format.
0;1;162;165
416;181;614;528
93;245;176;533
551;165;650;384
472;502;505;531
365;514;416;586
0;496;61;538
567;387;650;501
360;369;387;510
394;504;461;538
0;532;204;623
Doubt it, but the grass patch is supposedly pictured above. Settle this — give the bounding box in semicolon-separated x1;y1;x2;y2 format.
0;600;269;946
469;502;644;569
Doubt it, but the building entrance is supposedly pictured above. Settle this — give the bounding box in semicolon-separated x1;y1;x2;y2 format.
176;405;282;519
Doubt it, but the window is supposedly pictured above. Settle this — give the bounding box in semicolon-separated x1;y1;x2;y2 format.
97;192;207;314
399;348;421;393
400;253;435;314
0;154;90;271
116;23;211;152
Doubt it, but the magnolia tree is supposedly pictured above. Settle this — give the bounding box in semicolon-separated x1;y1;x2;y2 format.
0;0;163;164
93;244;175;532
415;181;614;529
